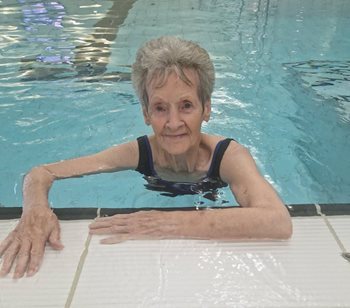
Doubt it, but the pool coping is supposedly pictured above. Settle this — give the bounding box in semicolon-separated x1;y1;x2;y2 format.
1;206;350;307
0;204;349;220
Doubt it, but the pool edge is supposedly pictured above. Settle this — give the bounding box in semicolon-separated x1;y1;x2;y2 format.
1;204;350;220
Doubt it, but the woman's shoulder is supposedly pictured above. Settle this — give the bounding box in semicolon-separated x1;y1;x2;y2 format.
201;133;222;145
201;133;239;149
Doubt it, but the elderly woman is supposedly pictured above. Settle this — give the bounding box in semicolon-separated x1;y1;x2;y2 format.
0;36;292;278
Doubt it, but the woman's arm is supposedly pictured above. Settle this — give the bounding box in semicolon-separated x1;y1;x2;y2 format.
215;142;293;239
0;141;139;278
89;142;292;243
22;141;139;211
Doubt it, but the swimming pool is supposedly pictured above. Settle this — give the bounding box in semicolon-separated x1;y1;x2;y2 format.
0;0;349;208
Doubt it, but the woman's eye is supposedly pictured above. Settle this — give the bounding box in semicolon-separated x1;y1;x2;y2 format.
152;104;167;113
181;101;193;110
156;105;165;112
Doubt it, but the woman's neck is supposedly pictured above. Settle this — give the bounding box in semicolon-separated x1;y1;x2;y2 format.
154;139;210;174
154;147;208;182
162;149;199;173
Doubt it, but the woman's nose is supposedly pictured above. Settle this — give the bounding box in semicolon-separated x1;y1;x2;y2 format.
166;109;183;130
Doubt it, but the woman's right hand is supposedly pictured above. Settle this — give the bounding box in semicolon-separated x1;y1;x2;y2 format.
0;207;64;279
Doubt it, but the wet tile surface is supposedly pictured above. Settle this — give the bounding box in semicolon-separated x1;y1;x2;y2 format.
0;220;90;308
2;217;350;307
71;217;350;307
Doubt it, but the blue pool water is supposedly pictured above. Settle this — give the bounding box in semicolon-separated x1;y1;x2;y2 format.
0;0;349;208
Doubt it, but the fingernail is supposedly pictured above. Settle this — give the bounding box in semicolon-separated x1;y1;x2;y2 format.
13;272;20;279
27;270;34;277
27;267;37;277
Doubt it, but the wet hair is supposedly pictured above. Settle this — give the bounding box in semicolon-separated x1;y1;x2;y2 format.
132;36;215;109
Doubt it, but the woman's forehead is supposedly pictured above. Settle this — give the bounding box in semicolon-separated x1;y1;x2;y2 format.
148;72;199;100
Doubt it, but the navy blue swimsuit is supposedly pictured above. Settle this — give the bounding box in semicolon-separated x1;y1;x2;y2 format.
135;135;234;200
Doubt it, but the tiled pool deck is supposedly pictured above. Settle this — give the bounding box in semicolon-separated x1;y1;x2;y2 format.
0;205;349;307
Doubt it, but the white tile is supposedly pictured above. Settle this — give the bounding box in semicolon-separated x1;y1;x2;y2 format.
327;216;350;251
72;217;350;307
0;220;90;308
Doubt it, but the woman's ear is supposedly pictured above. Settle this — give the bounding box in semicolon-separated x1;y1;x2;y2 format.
203;100;211;122
143;107;151;125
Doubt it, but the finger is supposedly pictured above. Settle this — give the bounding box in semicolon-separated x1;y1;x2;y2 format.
0;241;20;277
48;225;64;250
100;234;130;244
89;219;129;231
100;233;160;244
26;239;45;277
94;214;132;223
89;220;112;230
89;226;129;235
93;216;114;222
0;233;13;257
13;239;31;279
90;217;130;227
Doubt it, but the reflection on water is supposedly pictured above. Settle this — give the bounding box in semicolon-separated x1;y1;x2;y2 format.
16;0;135;81
73;0;135;78
20;1;68;62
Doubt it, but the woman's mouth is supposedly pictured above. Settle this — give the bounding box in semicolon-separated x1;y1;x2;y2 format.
164;133;187;139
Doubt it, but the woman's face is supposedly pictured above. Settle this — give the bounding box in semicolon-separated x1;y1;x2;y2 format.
144;69;211;156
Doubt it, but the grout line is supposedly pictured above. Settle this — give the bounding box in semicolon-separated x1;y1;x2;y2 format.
64;208;100;308
315;204;349;262
65;233;92;308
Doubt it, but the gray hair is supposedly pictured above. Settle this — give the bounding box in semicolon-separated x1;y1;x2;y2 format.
132;36;215;109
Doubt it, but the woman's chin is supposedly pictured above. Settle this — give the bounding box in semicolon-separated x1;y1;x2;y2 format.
161;138;190;155
163;145;189;156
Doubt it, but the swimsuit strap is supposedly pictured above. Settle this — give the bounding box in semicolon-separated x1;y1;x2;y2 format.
207;138;234;179
136;135;154;176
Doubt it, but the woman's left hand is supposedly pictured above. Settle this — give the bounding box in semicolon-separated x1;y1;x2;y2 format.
89;210;186;244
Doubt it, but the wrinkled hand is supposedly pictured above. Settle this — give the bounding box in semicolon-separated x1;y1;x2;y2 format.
0;207;64;279
89;210;185;244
